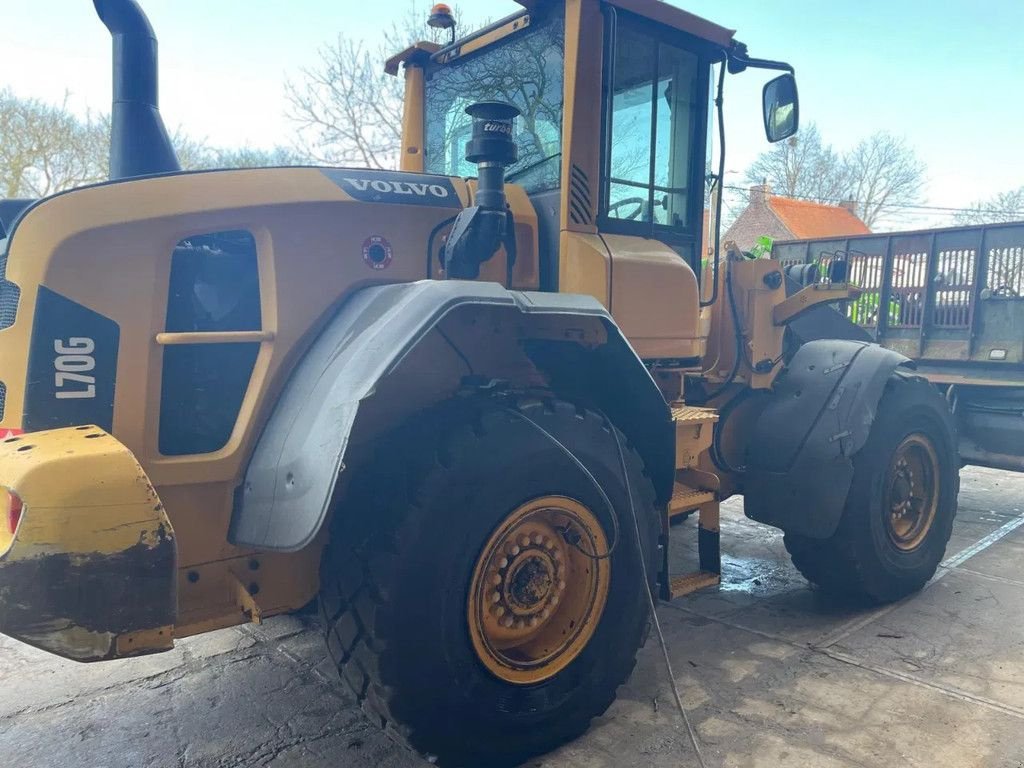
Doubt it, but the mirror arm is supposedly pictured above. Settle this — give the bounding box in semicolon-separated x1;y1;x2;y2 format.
727;42;794;75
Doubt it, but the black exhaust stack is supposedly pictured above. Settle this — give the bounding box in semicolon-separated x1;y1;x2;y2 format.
94;0;180;179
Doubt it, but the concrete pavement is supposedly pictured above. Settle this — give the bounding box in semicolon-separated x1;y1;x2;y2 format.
3;465;1023;767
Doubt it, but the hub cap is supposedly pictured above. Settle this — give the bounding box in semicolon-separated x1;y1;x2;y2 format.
467;496;610;685
884;434;940;551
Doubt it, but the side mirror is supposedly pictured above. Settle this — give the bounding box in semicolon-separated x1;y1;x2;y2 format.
763;73;799;143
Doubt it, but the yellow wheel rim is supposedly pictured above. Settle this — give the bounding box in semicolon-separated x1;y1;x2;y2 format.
884;434;940;551
467;496;610;685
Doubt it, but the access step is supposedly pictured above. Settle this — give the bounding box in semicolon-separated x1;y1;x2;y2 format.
669;570;720;597
669;481;716;520
662;478;721;601
671;403;718;469
670;403;719;424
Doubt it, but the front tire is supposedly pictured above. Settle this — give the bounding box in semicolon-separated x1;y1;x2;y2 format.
320;396;660;766
785;374;959;602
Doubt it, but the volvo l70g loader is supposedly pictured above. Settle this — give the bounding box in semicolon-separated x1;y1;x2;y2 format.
0;0;959;764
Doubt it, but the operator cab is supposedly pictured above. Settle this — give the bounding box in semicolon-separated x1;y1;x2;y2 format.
415;6;717;285
391;0;798;362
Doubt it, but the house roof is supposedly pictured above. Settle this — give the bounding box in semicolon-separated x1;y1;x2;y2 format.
767;196;871;239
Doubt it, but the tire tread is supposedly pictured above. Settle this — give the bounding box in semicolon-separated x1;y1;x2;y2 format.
320;394;659;765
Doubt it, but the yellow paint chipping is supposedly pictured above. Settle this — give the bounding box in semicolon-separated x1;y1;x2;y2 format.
0;427;174;557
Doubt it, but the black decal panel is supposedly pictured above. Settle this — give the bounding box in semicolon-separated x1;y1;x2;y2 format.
24;287;119;432
322;169;462;208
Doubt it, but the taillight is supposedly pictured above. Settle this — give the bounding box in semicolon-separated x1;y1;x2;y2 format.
2;488;21;536
6;493;22;536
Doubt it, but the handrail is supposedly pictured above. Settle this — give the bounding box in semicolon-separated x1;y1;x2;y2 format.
155;331;274;346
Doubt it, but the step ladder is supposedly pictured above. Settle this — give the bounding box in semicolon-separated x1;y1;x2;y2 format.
662;404;721;600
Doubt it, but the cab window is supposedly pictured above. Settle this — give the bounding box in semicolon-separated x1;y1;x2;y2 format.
604;19;701;229
424;14;565;194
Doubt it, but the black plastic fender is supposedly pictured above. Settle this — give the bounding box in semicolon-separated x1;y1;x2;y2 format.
742;339;911;538
229;280;672;551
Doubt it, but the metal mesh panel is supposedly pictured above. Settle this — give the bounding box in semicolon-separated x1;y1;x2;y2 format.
0;280;18;331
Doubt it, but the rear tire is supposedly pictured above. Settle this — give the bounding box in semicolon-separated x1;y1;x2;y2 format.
320;395;660;766
784;374;959;602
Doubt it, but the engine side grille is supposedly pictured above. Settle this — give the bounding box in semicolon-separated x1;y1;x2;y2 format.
0;245;19;331
0;280;20;331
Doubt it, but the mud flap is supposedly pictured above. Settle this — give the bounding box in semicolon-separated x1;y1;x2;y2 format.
0;426;175;661
743;340;910;538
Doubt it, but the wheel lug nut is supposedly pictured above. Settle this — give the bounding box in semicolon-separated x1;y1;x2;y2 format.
541;608;551;619
509;545;520;556
492;573;502;586
533;534;544;545
501;616;513;628
519;535;531;548
491;591;501;603
498;557;508;569
558;580;566;592
551;594;560;606
542;536;552;549
494;606;506;618
528;617;538;628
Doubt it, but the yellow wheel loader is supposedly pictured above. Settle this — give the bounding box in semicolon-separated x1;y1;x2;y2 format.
0;0;960;764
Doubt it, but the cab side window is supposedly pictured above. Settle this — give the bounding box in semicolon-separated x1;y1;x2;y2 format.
605;20;700;228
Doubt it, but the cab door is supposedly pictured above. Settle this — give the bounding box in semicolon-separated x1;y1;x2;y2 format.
597;9;715;363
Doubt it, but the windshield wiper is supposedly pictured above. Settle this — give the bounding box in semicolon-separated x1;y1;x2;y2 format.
504;152;561;183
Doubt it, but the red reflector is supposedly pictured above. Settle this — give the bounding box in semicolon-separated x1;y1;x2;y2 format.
6;492;21;535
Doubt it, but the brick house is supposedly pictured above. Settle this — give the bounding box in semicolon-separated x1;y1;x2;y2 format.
724;184;870;252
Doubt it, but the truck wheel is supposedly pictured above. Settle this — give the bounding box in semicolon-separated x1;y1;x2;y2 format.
784;375;959;603
320;396;660;766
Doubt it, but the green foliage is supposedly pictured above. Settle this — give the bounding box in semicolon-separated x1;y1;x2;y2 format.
848;291;899;326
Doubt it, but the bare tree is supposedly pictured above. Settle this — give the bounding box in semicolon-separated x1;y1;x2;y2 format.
953;185;1024;297
745;123;850;204
843;132;925;229
745;124;926;229
184;144;308;170
285;4;483;169
0;89;108;197
286;37;404;169
0;89;308;200
954;186;1024;226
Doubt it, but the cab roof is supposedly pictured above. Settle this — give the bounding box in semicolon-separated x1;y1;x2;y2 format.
385;0;736;76
516;0;736;48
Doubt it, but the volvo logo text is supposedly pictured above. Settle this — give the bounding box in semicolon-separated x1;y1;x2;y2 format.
343;178;450;199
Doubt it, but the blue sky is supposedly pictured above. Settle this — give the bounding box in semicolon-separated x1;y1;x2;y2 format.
5;1;1023;228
